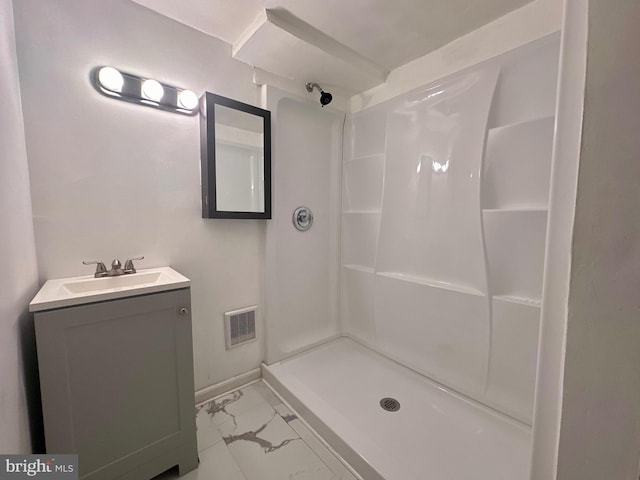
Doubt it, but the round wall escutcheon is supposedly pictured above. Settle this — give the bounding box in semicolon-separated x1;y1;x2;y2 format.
293;206;313;231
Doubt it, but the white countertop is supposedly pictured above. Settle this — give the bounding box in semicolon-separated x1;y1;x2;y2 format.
29;266;190;312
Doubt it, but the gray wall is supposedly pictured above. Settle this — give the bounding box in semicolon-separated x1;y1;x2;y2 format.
0;0;40;453
12;0;265;390
557;0;640;478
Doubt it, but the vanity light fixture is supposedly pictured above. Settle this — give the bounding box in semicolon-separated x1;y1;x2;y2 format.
92;66;199;116
177;89;199;110
97;67;124;92
141;79;164;102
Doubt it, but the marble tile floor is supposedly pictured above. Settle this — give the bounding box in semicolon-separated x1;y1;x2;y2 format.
155;380;360;480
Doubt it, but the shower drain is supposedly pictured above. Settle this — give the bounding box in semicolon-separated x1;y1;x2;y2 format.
380;397;400;412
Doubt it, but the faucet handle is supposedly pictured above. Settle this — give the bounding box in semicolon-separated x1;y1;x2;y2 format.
83;260;107;277
124;256;144;274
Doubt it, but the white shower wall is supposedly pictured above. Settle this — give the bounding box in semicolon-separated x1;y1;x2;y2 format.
264;87;343;363
341;35;560;423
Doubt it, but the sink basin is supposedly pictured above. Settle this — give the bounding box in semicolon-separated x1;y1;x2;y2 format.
62;271;163;294
30;267;190;312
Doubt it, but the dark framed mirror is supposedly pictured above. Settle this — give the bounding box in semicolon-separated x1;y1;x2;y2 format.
200;92;271;219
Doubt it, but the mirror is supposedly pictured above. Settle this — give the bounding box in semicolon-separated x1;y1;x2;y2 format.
200;92;271;219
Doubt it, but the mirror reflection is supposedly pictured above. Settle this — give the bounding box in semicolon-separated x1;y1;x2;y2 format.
200;92;271;219
214;104;265;213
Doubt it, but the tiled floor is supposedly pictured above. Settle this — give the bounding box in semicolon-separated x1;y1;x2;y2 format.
159;381;359;480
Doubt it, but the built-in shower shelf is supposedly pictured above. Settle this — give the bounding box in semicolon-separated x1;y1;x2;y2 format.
483;207;547;301
487;115;555;134
493;294;541;308
343;264;375;274
375;271;484;296
482;115;554;210
482;208;548;214
346;153;386;164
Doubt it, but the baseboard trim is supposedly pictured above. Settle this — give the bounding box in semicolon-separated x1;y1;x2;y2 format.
194;368;261;405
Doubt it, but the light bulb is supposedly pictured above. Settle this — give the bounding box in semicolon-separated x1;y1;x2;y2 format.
177;89;198;110
141;79;164;102
98;67;124;92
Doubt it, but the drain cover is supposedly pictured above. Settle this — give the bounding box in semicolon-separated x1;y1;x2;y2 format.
380;397;400;412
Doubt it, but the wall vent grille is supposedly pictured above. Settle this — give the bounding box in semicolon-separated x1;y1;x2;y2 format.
224;306;257;349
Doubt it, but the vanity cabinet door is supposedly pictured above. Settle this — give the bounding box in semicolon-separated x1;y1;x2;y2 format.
35;288;198;480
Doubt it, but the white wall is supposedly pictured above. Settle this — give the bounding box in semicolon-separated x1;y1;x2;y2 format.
0;0;40;453
350;0;563;113
12;0;264;389
554;0;640;478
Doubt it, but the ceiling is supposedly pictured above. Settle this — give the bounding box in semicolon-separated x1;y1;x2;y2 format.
130;0;535;94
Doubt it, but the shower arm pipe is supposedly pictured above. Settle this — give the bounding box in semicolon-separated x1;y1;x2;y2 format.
305;82;324;93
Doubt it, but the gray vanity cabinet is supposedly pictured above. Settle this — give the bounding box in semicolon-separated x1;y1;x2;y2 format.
34;288;198;480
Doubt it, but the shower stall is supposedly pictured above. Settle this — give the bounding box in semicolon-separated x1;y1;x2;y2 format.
263;34;560;480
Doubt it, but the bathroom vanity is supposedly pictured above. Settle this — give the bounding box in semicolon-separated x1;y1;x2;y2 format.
30;267;198;480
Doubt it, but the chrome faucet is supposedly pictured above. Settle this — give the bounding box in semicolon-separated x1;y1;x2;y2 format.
108;259;125;276
83;256;144;277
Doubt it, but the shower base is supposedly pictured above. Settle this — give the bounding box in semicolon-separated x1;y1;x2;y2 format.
262;337;531;480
